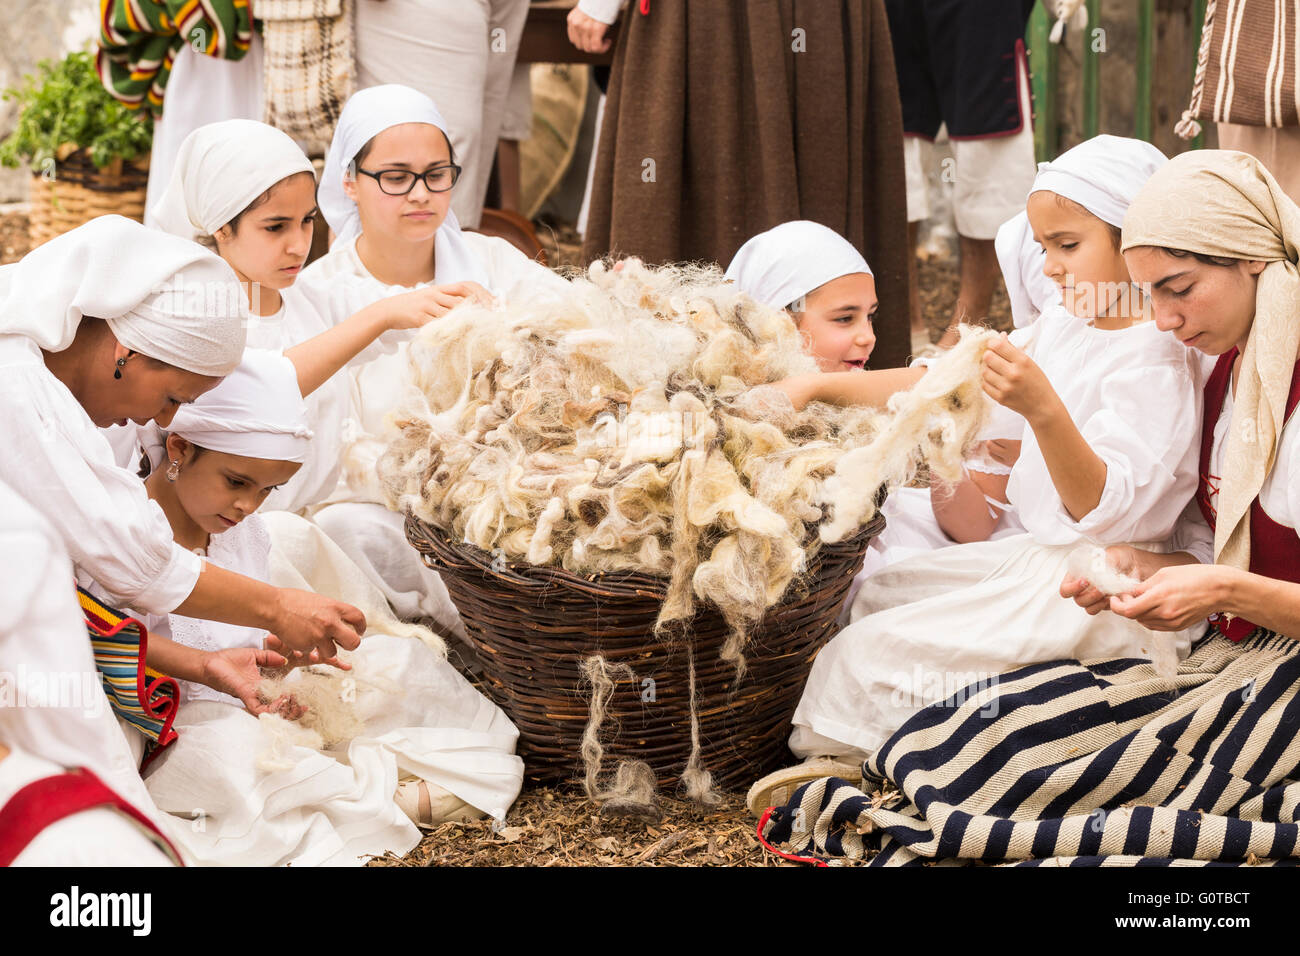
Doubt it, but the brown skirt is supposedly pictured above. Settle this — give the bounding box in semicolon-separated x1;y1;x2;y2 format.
581;0;911;370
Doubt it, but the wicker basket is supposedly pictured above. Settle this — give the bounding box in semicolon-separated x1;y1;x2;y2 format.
28;150;149;247
405;512;883;792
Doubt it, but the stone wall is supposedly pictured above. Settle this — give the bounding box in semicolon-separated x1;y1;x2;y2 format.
0;0;100;202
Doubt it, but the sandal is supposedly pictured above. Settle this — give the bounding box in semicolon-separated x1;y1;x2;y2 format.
745;757;866;817
395;777;487;828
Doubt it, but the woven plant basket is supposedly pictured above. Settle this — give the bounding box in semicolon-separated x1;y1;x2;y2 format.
28;150;149;247
405;511;884;792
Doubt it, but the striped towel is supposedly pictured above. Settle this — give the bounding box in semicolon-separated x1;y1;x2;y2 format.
96;0;254;120
762;630;1300;866
1178;0;1300;137
78;588;179;766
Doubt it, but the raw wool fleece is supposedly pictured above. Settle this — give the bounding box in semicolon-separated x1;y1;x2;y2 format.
378;260;1000;671
1065;545;1178;681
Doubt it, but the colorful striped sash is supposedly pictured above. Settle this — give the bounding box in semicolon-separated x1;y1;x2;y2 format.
78;588;179;767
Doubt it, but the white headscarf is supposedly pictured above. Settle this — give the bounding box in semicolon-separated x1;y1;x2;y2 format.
1029;134;1168;228
725;220;872;311
167;349;313;463
318;84;489;286
151;119;316;243
995;211;1063;328
0;215;247;376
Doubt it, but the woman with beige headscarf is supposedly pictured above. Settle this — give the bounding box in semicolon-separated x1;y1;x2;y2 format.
755;150;1300;867
1063;149;1300;641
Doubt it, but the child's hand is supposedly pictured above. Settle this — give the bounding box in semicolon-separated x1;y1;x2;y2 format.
1060;544;1143;615
980;334;1060;424
200;646;295;716
384;282;494;330
984;438;1022;468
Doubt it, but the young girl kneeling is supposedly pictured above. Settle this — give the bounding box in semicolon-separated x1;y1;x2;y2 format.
125;350;523;866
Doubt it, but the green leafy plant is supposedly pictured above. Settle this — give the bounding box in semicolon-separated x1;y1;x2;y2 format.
0;50;152;172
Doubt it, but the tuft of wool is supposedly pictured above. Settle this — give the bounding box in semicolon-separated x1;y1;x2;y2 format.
1066;545;1178;681
378;260;995;669
1065;545;1141;596
578;655;661;813
818;325;1001;543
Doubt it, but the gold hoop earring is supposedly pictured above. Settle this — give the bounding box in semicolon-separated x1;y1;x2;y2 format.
166;460;180;482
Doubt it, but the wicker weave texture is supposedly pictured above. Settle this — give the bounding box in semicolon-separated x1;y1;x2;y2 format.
28;153;148;247
406;513;881;791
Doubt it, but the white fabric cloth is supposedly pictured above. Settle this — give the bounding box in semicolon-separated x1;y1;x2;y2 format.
144;34;264;231
0;479;166;821
166;349;313;464
0;215;248;377
0;747;176;867
151;119;315;242
724;220;872;311
1001;306;1204;546
792;533;1201;758
791;304;1207;756
0;337;203;614
577;0;625;24
994;211;1063;328
139;511;523;866
1029;134;1167;229
354;1;530;229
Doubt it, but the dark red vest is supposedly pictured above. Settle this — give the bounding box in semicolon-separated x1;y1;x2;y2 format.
0;766;182;866
1195;348;1300;640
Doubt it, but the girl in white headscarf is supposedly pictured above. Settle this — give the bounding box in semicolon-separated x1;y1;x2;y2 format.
0;216;363;667
748;136;1213;811
127;349;522;865
150;118;484;515
298;84;569;633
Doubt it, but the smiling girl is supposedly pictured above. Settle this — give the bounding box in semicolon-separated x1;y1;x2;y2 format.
747;137;1212;810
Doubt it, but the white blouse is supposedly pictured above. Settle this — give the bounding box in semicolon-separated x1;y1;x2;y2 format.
0;336;202;613
140;514;271;709
1002;304;1206;548
1206;379;1300;530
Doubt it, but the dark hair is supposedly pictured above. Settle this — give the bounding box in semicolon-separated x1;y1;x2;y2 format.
351;127;457;172
1162;247;1240;268
202;170;316;249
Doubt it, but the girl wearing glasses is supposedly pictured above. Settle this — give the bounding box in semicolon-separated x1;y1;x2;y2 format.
150;119;472;521
299;84;570;635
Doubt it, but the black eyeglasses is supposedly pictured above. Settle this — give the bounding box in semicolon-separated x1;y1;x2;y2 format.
354;164;462;195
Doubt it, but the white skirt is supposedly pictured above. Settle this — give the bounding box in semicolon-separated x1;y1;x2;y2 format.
793;533;1199;760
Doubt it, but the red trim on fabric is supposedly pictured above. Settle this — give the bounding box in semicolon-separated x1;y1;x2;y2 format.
755;806;830;867
639;0;649;14
79;589;180;761
0;767;183;866
946;38;1031;142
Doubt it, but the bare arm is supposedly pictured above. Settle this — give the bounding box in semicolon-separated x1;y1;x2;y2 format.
173;563;364;660
931;471;1002;543
776;367;927;410
285;282;493;397
981;335;1106;522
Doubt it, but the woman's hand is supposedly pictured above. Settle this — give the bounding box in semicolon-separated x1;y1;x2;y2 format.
269;589;365;661
383;281;493;331
199;646;305;716
263;634;353;672
1060;544;1145;615
567;7;613;53
981;335;1060;424
1108;563;1231;631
